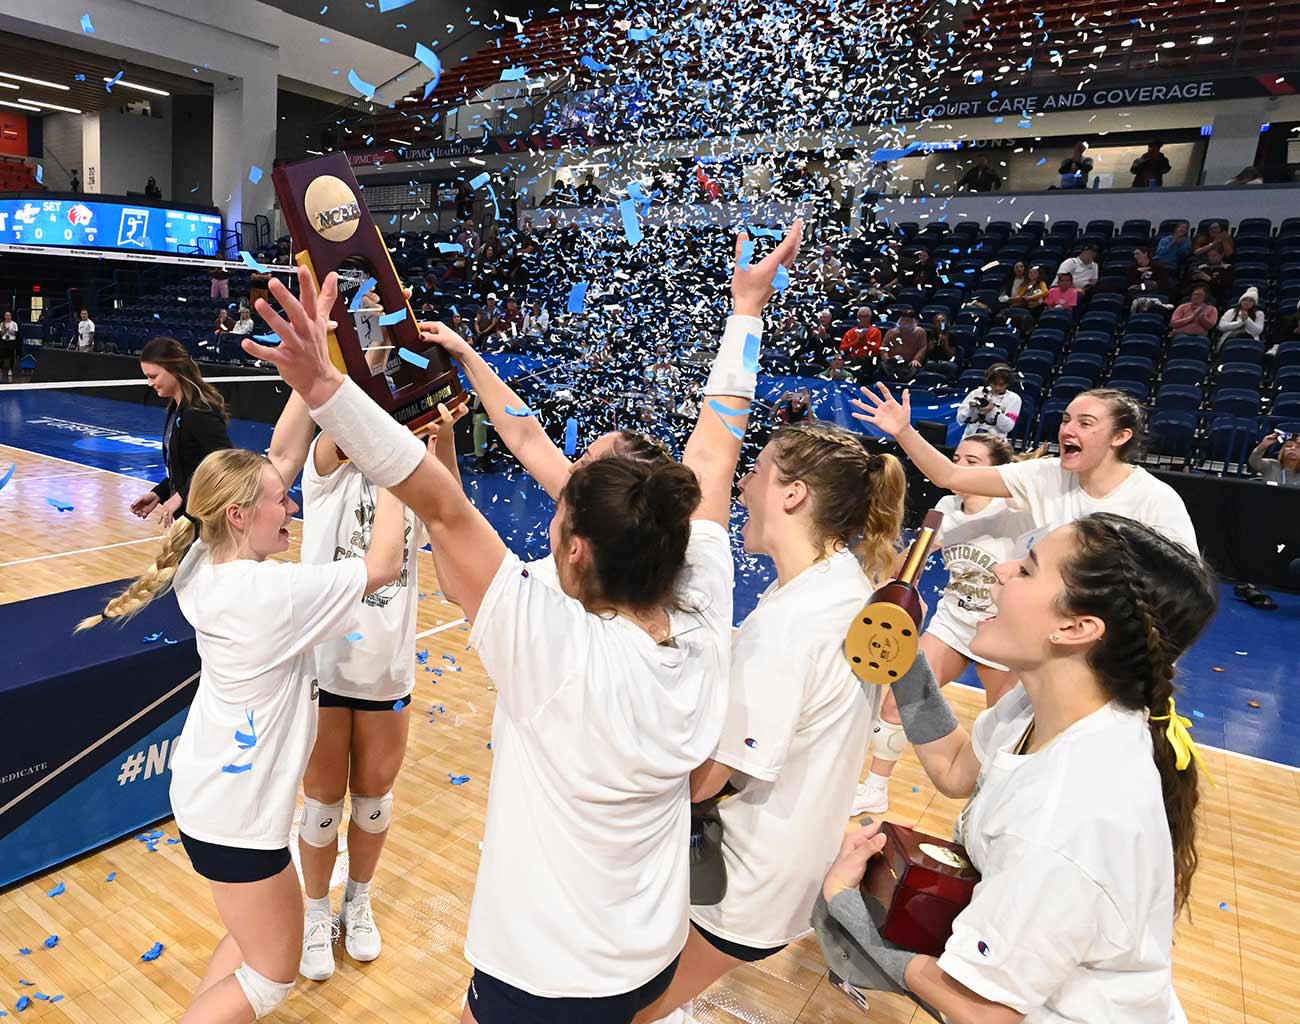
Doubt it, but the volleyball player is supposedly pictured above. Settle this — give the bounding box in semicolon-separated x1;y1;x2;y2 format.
852;385;1197;553
267;379;462;980
855;435;1037;815
131;336;233;527
243;220;801;1024
815;513;1216;1023
78;448;406;1022
632;423;906;1022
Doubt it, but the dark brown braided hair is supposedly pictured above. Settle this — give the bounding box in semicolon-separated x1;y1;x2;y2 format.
1058;514;1217;916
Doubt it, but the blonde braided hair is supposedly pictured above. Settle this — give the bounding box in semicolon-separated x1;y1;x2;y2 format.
76;448;270;632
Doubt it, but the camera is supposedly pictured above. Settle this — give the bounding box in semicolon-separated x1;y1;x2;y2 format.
775;388;813;425
970;387;992;409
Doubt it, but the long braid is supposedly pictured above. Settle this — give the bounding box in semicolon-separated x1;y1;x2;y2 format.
76;518;197;632
1060;514;1216;918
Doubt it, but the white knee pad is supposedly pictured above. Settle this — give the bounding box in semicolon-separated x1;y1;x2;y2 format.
871;719;909;763
299;798;344;849
350;792;393;834
234;962;293;1019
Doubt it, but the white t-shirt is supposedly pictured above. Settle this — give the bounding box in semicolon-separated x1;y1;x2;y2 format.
997;459;1197;554
466;521;734;997
924;494;1036;666
1053;257;1098;291
300;436;424;700
940;686;1184;1023
169;540;368;849
690;549;880;947
76;319;94;350
956;388;1023;438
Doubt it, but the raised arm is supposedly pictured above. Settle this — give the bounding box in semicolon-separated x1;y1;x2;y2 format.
687;220;803;525
852;384;1011;497
245;267;507;621
420;321;572;499
267;391;317;487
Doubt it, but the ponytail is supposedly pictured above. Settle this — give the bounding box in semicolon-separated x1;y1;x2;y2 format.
76;517;196;631
1058;513;1218;916
858;453;907;585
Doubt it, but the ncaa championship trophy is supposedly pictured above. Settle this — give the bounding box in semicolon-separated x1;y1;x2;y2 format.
272;153;465;434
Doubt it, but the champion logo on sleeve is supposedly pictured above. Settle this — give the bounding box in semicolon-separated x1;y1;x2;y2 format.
977;940;991;957
744;737;758;748
520;568;530;579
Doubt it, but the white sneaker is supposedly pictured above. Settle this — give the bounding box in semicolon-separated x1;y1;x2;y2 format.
300;910;337;981
851;774;891;815
343;893;382;962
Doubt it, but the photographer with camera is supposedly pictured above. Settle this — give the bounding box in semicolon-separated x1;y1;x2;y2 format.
1248;431;1300;488
956;364;1022;439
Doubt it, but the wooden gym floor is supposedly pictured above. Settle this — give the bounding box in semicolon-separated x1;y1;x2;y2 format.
1;444;1297;1023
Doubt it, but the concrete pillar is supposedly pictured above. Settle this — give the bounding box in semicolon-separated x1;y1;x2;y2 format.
1200;101;1274;185
211;69;277;240
81;114;101;194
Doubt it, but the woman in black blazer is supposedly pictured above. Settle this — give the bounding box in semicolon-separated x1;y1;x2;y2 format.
130;337;233;527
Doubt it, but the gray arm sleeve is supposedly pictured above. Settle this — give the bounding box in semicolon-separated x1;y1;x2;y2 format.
891;652;960;745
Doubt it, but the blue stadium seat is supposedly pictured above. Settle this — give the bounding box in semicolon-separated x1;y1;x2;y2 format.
1118;337;1160;363
1272;395;1300;419
1235;218;1271;238
1071;332;1116;357
1212;389;1261;417
1218;344;1264;367
1109;379;1149;400
1126;312;1168;335
1036;397;1072;441
1207;416;1259;464
1273;366;1300;394
1149;410;1198;457
1215;363;1263;392
1060;353;1105;383
1120;219;1152;239
1037;308;1075;334
1274;342;1300;370
1016;349;1057;380
1017;373;1044;402
957;369;986;391
1155;384;1203;411
1051;376;1092;401
1110;356;1155;383
970;347;1010;370
1087;293;1126;317
1028;328;1066;353
1010;395;1038;442
1168;338;1211;363
1161;360;1210;387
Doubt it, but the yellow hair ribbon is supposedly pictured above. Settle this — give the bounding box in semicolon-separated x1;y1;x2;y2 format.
1150;698;1216;787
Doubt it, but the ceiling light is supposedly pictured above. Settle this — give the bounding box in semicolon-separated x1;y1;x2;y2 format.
102;77;170;96
0;72;70;91
17;98;82;113
0;100;41;112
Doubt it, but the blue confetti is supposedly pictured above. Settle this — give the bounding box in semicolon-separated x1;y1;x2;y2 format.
15;997;29;1012
80;13;95;32
344;631;364;643
442;654;457;664
738;239;755;269
239;250;270;272
392;698;408;711
32;993;49;1002
106;872;116;882
234;708;257;750
1219;901;1230;910
449;774;470;785
43;935;58;949
18;948;31;955
378;308;408;327
347;68;376;100
415;43;442;100
378;0;415;9
320;36;331;43
166;838;181;845
18;981;32;987
221;763;253;775
416;650;429;664
76;73;86;81
871;142;922;163
398;348;429;370
105;70;124;93
162;637;179;645
618;199;642;245
35;165;43;184
248;165;263;185
47;882;65;897
773;264;791;292
45;498;74;512
580;55;611;72
0;463;13;491
628;26;657;41
563;417;578;456
567;281;589;314
469;171;491;190
141;941;164;962
742;333;761;372
348;276;378;311
142;632;163;644
499;66;529;82
1192;710;1205;719
504;405;534;417
436;242;463;253
251;333;281;346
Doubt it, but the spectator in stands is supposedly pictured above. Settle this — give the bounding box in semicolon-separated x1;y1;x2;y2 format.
813;244;849;297
999;261;1027;305
806;309;835;358
1217;288;1265;347
878;310;929;382
455;181;472;219
231;307;255;336
894;247;937;292
1170;287;1218;337
926;313;957;363
1130;143;1171;187
820;356;851;381
1192;221;1235;261
1183;246;1233;306
1053;245;1099;292
1248;432;1300;487
1008;264;1049;311
1057;143;1093;189
70;169;81;192
474;293;504;344
210;266;230;301
474;242;507;296
1226;166;1264;186
75;308;95;352
502;298;524;336
521;299;549;338
1046;272;1081;312
578;173;599;204
0;310;18;383
956;156;1002;192
145;176;162;199
840;307;883;364
249;268;272;310
956;363;1022;439
1127;245;1174;302
212;309;234;342
1155;222;1191;269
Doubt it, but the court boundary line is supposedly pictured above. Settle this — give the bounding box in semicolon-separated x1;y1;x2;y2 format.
0;442;158;485
0;671;200;818
0;536;158;568
945;681;1300;775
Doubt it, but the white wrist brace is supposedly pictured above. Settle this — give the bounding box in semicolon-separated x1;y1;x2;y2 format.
309;377;426;488
703;314;763;399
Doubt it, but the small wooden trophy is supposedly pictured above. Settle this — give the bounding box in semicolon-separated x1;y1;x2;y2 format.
845;509;943;685
271;153;465;434
860;821;980;958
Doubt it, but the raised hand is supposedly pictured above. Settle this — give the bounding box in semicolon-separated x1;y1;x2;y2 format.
732;218;803;318
851;383;912;436
417;320;474;360
243;265;343;408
